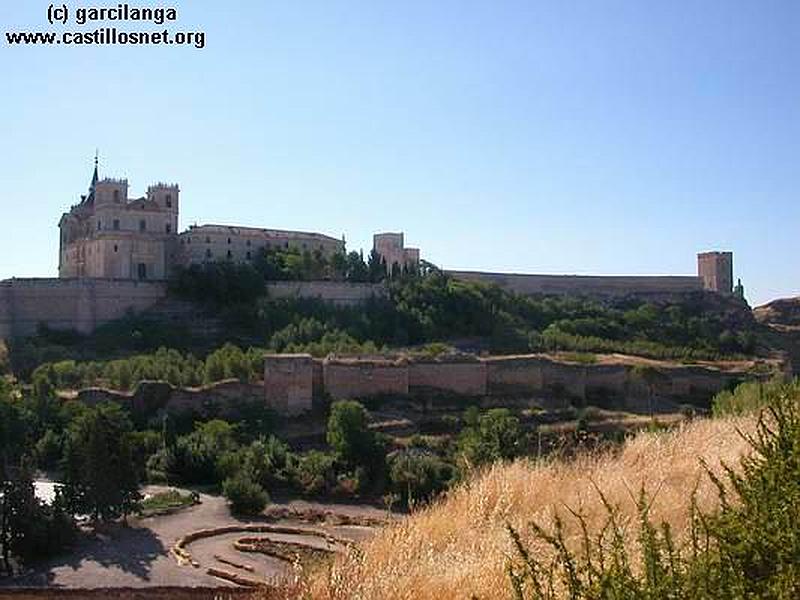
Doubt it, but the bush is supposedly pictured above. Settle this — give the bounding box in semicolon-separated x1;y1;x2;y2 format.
389;451;454;505
458;408;524;467
222;472;269;515
292;451;338;496
712;378;797;417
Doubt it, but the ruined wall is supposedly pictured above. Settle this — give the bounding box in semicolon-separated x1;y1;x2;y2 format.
265;281;386;306
0;278;167;338
409;359;487;396
323;358;409;400
76;379;263;419
263;354;314;415
447;270;704;299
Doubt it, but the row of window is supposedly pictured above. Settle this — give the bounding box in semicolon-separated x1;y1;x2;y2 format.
205;249;252;260
97;220;173;233
184;237;327;252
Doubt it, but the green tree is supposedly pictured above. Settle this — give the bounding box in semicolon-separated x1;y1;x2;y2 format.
327;401;377;465
62;403;142;523
458;408;523;467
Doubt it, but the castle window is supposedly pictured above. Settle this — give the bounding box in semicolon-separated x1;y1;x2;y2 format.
113;190;120;203
246;240;251;247
284;242;289;249
137;263;147;279
166;223;172;234
187;237;191;244
206;237;211;244
227;238;232;244
165;194;172;208
206;249;212;259
113;219;120;230
139;220;146;232
97;221;102;230
246;251;251;260
227;250;232;259
114;245;118;253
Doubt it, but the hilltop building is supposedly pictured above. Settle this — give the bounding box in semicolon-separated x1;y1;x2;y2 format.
697;251;734;295
58;158;179;280
373;232;420;275
58;160;344;280
0;161;743;340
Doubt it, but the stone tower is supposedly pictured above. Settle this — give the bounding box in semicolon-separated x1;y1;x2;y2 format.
697;251;733;295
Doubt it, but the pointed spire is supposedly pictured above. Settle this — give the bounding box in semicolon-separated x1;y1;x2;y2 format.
85;151;99;205
92;150;99;187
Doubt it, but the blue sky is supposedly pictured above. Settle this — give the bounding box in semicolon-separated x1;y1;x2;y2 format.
1;1;797;305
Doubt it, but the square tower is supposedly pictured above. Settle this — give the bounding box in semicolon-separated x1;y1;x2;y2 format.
697;251;733;295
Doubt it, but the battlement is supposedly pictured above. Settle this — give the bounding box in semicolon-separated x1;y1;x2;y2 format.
148;182;180;191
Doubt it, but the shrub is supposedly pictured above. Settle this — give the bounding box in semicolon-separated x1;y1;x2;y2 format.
292;451;337;496
222;472;269;515
712;377;797;417
389;451;454;505
458;408;524;467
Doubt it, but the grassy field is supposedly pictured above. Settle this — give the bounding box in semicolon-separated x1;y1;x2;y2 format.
299;414;756;599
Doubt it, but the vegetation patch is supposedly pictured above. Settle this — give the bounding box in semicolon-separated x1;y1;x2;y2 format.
138;489;199;517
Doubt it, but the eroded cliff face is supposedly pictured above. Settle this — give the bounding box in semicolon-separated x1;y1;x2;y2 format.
755;296;800;376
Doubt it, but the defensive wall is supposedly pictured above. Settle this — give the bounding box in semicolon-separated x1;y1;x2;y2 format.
0;278;168;338
73;379;264;419
0;278;386;340
264;353;761;415
447;270;705;299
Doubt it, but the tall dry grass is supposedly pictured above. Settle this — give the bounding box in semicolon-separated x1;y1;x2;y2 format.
304;414;756;600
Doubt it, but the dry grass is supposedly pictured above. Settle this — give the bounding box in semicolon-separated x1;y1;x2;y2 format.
302;414;756;600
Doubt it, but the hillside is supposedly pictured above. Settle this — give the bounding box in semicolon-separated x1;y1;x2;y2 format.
304;414;757;599
755;296;800;330
755;296;800;375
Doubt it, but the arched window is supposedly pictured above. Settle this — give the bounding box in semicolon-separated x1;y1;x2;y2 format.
165;194;172;208
113;189;120;203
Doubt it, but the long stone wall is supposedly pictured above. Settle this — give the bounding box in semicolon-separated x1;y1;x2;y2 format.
323;357;409;400
0;278;168;338
0;278;387;340
264;353;758;415
447;270;705;299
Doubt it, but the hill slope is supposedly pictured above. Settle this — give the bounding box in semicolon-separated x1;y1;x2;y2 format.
306;415;755;600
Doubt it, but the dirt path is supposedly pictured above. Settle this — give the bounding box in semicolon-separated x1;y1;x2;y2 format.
2;487;387;589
